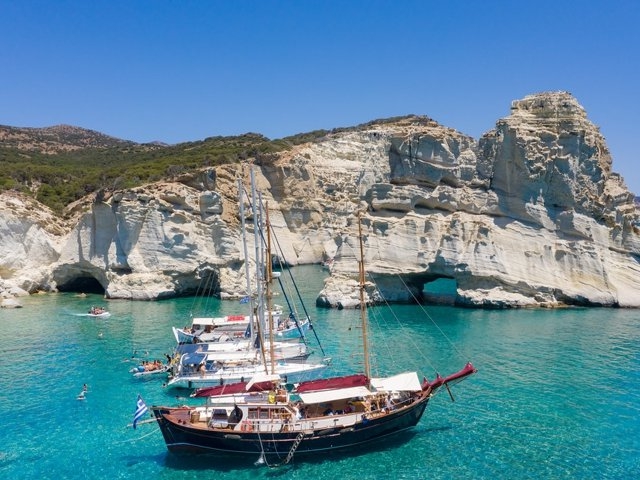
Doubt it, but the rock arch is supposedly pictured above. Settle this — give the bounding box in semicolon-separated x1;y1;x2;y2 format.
56;275;105;294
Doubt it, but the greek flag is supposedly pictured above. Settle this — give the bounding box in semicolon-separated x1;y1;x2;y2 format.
132;394;148;429
239;296;250;304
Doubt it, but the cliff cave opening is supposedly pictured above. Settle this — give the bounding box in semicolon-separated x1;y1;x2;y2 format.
57;276;105;295
422;278;457;305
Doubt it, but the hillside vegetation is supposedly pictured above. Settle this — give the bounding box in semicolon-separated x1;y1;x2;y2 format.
0;125;333;214
0;116;439;214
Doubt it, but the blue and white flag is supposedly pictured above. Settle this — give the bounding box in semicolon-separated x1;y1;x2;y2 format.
132;394;148;429
239;296;250;304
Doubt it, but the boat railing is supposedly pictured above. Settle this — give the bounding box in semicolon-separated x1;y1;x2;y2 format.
241;408;362;433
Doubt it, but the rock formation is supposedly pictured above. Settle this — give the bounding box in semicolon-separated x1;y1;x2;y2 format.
1;91;639;308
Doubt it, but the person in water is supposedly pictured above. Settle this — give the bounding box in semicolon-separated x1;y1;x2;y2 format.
77;384;88;400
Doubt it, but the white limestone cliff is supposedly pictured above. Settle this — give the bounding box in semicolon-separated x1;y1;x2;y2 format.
315;93;640;308
1;92;638;308
0;193;64;296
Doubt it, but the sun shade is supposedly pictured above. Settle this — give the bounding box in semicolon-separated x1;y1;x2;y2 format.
370;372;422;392
298;386;372;404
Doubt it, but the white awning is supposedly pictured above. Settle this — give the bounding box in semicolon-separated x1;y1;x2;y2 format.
191;317;218;327
298;386;372;404
370;371;422;392
192;316;249;327
246;373;281;389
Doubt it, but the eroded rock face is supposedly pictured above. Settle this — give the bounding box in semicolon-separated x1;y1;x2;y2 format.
1;92;639;307
0;193;64;294
316;92;640;308
49;177;248;300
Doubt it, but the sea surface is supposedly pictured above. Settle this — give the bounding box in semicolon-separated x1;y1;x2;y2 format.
0;265;638;479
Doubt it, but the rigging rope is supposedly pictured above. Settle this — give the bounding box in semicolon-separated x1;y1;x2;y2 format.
115;427;158;444
240;180;327;356
340;232;473;378
254;425;301;468
268;431;305;468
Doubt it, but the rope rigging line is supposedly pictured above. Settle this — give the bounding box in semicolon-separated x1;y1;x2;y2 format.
268;431;305;468
188;264;218;321
239;179;327;356
340;228;473;378
115;426;158;445
269;221;327;355
254;426;301;468
396;273;470;361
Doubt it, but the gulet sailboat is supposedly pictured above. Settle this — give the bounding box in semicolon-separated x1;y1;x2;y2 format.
151;210;476;465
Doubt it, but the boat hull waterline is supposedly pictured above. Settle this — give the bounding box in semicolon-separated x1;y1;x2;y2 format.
151;396;429;459
147;174;477;465
165;361;329;389
151;362;476;462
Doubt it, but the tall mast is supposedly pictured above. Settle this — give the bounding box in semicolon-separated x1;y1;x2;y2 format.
238;175;254;352
265;202;276;374
358;215;371;379
249;167;268;372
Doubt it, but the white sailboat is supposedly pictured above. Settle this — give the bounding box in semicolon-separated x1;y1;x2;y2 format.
172;302;309;344
165;169;329;389
152;213;476;464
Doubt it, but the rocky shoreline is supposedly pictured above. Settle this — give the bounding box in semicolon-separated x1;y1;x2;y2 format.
1;92;639;308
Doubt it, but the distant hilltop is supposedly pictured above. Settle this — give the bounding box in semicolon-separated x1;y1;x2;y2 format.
0;124;137;153
1;91;639;309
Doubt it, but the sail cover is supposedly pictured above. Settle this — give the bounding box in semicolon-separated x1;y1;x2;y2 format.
370;371;422;392
298;386;372;404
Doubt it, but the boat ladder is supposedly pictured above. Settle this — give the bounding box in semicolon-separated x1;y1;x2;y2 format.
270;431;305;467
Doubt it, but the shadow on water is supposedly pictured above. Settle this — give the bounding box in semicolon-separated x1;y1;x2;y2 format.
161;452;264;472
0;451;20;469
122;452;168;469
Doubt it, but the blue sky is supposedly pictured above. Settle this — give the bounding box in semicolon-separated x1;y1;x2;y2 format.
2;1;639;194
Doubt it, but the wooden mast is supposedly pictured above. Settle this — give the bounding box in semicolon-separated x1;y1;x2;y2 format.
357;215;371;380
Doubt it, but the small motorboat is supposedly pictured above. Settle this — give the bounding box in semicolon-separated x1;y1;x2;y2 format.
129;361;169;378
87;306;111;318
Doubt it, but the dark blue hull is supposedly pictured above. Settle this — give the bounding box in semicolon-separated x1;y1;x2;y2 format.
152;397;429;461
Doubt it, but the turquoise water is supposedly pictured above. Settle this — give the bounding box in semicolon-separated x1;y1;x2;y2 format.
1;266;639;479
